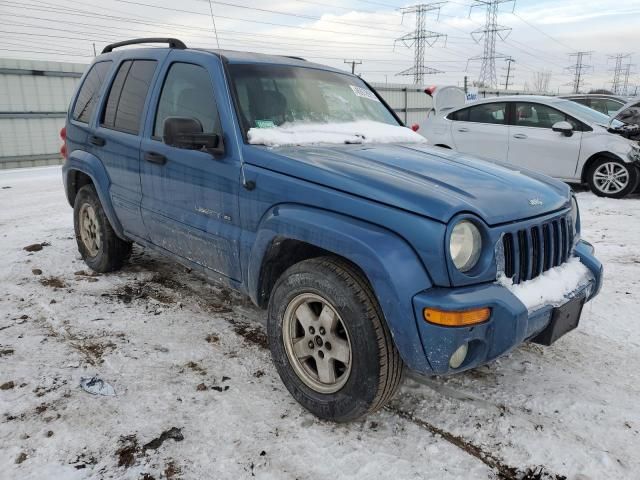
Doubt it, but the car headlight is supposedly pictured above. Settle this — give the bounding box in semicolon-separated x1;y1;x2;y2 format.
570;195;580;237
450;220;482;272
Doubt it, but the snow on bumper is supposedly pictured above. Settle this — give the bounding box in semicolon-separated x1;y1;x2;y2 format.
497;257;594;313
409;240;603;375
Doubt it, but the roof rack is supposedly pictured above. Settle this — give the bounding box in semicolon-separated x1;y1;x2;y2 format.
101;38;186;54
284;56;306;61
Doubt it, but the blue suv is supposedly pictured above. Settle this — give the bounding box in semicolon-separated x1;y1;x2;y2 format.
61;38;603;422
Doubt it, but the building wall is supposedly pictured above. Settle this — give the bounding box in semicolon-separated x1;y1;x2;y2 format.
0;58;85;169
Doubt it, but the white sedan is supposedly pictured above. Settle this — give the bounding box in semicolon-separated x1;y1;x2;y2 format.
419;91;640;198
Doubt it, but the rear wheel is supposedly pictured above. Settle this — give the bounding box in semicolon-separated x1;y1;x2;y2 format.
74;184;131;272
267;256;403;422
587;157;639;198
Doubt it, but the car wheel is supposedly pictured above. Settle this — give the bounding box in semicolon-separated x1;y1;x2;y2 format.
587;158;639;198
267;256;404;422
74;184;132;272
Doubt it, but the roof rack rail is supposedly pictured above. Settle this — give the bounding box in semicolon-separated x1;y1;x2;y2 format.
101;38;187;54
284;56;306;61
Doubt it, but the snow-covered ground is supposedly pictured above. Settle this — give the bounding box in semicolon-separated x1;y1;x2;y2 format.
1;166;638;480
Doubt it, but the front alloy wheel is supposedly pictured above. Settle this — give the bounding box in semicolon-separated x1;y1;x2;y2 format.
282;293;352;394
587;158;639;199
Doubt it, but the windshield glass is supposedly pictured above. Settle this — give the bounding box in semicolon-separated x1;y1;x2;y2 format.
551;99;623;127
228;64;400;135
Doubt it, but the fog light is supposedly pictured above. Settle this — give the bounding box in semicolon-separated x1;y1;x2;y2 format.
449;343;468;369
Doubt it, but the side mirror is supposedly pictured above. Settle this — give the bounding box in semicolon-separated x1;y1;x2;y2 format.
552;121;574;137
163;116;224;156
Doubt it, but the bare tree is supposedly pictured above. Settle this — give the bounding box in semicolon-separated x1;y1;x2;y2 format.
531;70;551;93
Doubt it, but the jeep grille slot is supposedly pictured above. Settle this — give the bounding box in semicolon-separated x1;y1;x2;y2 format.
502;233;514;279
502;214;573;285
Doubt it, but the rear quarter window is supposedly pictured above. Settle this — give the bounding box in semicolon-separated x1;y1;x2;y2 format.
72;61;112;123
102;60;157;135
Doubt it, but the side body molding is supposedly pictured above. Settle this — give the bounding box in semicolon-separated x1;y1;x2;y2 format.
247;204;434;372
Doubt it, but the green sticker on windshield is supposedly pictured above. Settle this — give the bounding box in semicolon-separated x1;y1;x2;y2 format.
255;119;276;128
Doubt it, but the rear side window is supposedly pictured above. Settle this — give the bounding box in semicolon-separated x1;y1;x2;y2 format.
448;108;469;121
467;103;507;124
72;61;112;123
102;60;157;135
153;62;221;138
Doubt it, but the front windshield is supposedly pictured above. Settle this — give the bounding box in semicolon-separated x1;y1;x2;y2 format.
552;99;623;127
614;101;640;125
228;64;400;135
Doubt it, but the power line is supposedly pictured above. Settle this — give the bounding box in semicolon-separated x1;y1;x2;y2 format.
395;3;448;84
467;0;515;88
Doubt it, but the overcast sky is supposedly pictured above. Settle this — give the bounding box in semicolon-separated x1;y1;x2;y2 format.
1;0;638;93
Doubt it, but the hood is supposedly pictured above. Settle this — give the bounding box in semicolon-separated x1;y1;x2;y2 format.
609;100;640;127
608;100;640;140
247;143;570;226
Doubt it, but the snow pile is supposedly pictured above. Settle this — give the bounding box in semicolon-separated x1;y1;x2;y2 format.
247;120;427;147
498;257;593;312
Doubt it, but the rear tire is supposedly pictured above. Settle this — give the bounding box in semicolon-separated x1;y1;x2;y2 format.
586;157;639;198
73;184;131;272
267;256;403;422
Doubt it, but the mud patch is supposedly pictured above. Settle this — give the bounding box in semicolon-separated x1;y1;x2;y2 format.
40;276;66;289
143;427;184;451
231;321;268;349
71;340;116;365
23;242;50;252
102;281;175;305
0;381;15;390
116;435;140;468
0;348;15;357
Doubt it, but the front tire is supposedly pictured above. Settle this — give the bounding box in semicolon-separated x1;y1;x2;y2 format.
267;256;403;422
73;184;131;272
587;157;639;198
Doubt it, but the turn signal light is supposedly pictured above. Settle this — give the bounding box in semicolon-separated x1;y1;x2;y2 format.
423;307;490;327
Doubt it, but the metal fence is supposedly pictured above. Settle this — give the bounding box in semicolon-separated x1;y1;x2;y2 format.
0;58;550;169
0;58;84;169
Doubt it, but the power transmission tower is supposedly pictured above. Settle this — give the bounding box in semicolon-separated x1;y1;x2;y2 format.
501;57;515;90
395;3;447;84
468;0;515;89
621;63;635;96
566;51;593;94
344;59;362;75
608;53;631;94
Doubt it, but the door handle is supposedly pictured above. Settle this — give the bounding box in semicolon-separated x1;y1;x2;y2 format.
144;151;167;165
513;133;528;139
89;135;106;146
457;127;469;132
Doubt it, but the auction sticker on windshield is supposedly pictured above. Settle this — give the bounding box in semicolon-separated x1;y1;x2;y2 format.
350;85;380;102
255;119;276;128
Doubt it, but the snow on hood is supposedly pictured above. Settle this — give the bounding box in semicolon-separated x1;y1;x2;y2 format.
247;121;426;147
498;257;593;312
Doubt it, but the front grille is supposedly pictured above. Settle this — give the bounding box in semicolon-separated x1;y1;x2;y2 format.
502;215;573;284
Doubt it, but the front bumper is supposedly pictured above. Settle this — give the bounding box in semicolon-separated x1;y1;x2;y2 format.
410;240;603;375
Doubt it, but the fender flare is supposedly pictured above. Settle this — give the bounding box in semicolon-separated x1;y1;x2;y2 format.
62;150;126;239
248;204;434;372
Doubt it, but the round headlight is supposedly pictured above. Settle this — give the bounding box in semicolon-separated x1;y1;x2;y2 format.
450;220;482;272
570;196;579;236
